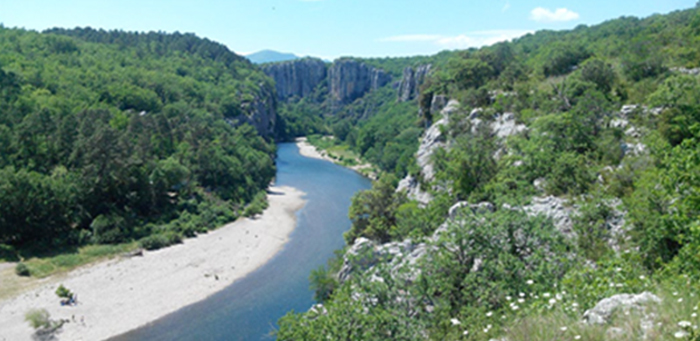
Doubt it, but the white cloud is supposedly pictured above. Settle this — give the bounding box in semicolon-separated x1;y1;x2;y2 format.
378;30;531;50
502;2;511;12
530;7;579;22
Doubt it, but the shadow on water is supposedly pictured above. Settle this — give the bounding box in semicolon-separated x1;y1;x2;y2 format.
108;143;371;341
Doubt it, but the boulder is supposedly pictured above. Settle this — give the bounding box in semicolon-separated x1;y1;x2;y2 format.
582;292;661;325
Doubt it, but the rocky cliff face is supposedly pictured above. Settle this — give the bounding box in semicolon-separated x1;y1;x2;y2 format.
262;58;327;101
397;99;459;205
397;64;431;102
328;59;391;105
229;81;277;138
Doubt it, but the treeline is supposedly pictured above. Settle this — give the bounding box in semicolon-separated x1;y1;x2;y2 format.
0;27;276;253
278;5;700;340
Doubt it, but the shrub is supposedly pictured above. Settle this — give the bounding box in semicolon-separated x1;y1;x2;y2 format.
25;308;51;330
138;232;182;251
15;262;30;276
55;284;73;299
90;213;130;244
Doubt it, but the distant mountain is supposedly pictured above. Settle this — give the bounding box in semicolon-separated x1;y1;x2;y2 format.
245;50;299;64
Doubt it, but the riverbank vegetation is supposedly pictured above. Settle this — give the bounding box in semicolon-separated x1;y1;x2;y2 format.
278;4;700;340
0;27;276;275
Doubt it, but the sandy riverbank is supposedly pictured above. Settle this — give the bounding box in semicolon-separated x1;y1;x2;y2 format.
295;137;376;179
0;185;305;341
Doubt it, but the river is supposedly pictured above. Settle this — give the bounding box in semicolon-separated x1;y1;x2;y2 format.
109;142;371;341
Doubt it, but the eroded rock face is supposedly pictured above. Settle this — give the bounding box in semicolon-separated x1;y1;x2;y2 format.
523;196;576;238
583;292;661;325
491;112;526;139
396;100;461;205
397;64;432;102
328;59;391;105
337;237;425;284
262;58;327;101
229;81;277;138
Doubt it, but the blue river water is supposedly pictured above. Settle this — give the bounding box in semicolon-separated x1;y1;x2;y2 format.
109;143;371;341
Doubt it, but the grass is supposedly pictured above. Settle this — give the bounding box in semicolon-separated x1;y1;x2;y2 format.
503;280;700;341
0;242;139;299
18;242;139;278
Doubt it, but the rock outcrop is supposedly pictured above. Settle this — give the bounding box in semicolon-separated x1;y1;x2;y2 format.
328;59;391;105
397;64;431;102
230;81;277;138
397;100;461;205
262;58;327;101
583;292;661;325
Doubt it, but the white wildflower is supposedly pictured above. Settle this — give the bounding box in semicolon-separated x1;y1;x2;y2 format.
674;292;679;296
511;304;519;311
679;321;692;328
678;298;684;303
674;330;688;338
549;298;557;305
526;279;534;285
463;330;469;336
519;292;526;297
574;336;581;340
543;293;551;298
486;311;493;317
639;275;646;280
506;295;512;301
691;313;697;318
518;298;525;304
450;318;461;326
560;326;568;331
615;267;622;272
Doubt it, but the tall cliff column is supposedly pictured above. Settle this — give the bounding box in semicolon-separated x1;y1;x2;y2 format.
262;58;327;101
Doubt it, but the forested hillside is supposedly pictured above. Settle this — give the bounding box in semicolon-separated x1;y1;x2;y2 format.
278;5;700;340
0;27;277;261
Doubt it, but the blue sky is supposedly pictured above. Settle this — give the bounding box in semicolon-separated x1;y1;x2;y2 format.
0;0;697;60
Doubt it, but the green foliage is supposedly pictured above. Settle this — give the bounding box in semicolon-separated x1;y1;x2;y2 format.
15;262;30;276
580;58;617;93
138;231;182;251
55;284;73;299
25;308;51;330
0;27;275;254
346;174;405;243
538;41;591;77
242;190;269;218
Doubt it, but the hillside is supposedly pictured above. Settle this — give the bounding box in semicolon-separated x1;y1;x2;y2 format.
276;5;700;341
246;49;299;64
0;27;277;268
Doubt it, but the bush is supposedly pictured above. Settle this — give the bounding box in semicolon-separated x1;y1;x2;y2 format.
25;308;51;330
15;262;30;276
138;232;182;251
90;213;130;244
55;284;73;299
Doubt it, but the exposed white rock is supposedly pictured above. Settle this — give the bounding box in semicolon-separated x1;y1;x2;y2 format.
583;292;661;325
670;67;700;75
397;99;461;205
491;112;527;139
524;196;576;238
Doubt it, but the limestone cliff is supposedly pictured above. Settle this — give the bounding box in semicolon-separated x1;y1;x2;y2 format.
397;64;431;102
328;59;391;105
262;58;327;101
230;80;277;138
